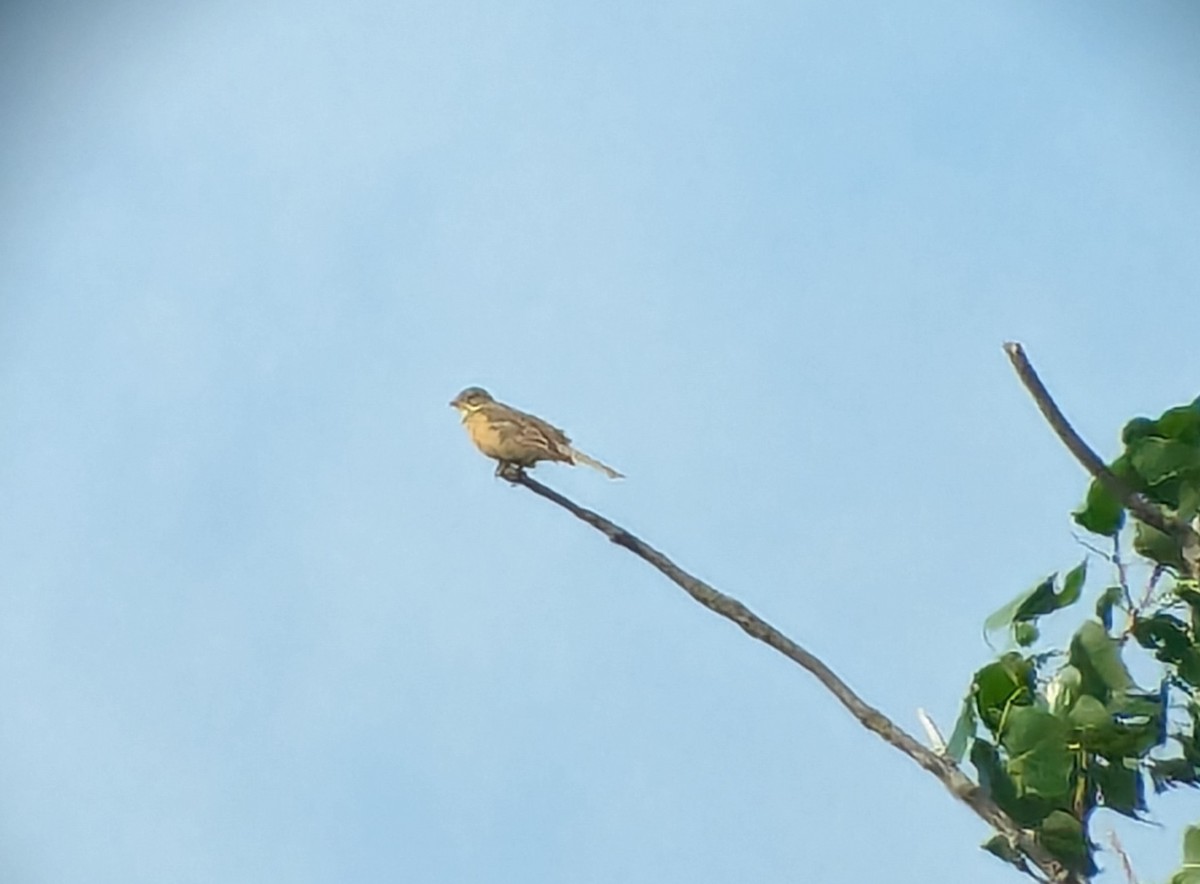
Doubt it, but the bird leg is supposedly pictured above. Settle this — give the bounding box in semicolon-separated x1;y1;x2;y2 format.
495;461;525;483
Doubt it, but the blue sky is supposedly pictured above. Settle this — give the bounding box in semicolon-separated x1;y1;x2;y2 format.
2;1;1199;882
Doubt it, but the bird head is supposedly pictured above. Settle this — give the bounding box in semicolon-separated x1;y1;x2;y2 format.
450;386;494;414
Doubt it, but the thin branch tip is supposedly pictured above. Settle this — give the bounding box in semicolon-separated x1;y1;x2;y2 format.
1004;343;1180;542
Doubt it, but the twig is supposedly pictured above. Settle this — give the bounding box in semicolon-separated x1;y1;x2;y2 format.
1111;535;1134;612
1001;342;1179;541
1074;534;1136;615
1105;829;1139;884
510;470;1081;884
917;708;948;754
1142;564;1167;610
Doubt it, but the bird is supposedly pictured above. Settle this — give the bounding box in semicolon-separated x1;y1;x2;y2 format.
449;386;624;479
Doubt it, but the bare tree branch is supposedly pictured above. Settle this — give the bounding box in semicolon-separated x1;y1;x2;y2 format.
1001;342;1179;539
508;470;1081;884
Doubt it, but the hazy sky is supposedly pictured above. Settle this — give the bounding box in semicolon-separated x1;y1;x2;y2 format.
2;2;1199;882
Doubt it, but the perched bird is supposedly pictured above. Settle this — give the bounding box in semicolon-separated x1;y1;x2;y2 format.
449;386;624;479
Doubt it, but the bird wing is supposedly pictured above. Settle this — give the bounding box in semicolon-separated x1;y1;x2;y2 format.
482;402;622;477
484;404;574;460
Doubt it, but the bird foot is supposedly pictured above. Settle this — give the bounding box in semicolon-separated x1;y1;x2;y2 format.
495;462;526;483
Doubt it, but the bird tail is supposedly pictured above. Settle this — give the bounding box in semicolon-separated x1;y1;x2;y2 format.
569;447;624;479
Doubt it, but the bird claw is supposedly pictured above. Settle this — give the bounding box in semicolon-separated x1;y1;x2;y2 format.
495;462;525;483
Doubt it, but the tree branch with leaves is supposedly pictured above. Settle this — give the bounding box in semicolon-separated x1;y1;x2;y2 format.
495;344;1200;882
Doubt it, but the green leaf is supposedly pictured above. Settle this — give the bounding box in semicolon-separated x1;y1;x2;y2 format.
1160;717;1200;790
1069;692;1162;759
970;739;1049;826
1134;522;1184;570
1156;398;1200;443
1074;478;1125;537
1037;810;1094;874
1048;666;1081;716
1123;416;1158;445
1181;483;1200;523
1132;614;1200;687
1119;400;1200;526
1001;707;1074;801
1184;823;1200;863
970;738;1007;797
986;575;1052;636
1078;402;1200;540
1096;692;1168;759
1089;757;1144;817
1014;622;1039;646
1069;620;1134;702
1179;585;1200;633
973;654;1035;732
986;566;1089;647
1061;560;1087;604
1013;561;1087;622
1008;575;1056;623
1123;431;1200;513
945;693;977;763
1151;757;1200;792
1171;824;1200;884
1068;695;1110;729
981;834;1024;867
1152;708;1200;791
1129;437;1200;488
1095;586;1124;631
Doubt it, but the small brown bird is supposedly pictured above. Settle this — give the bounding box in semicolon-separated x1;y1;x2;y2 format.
449;387;624;479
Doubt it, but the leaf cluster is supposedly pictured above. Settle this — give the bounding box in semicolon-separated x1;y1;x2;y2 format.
954;399;1200;877
1074;397;1200;569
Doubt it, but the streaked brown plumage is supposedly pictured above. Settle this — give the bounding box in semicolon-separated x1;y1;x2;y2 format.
449;387;623;479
